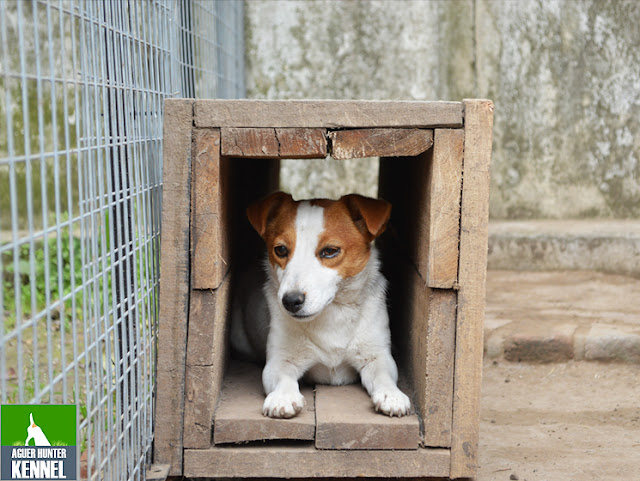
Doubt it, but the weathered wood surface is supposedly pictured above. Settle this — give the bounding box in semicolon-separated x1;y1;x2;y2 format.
184;445;450;478
145;464;170;481
422;129;464;287
184;277;231;367
182;276;231;448
213;362;315;444
195;100;463;129
154;99;193;475
221;128;327;158
407;265;457;447
329;128;433;160
315;384;420;450
378;129;463;289
450;99;494;479
191;129;230;290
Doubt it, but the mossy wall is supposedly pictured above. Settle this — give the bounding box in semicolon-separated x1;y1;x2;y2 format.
245;0;640;219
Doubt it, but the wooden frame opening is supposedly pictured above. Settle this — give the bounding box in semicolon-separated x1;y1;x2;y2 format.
154;100;493;479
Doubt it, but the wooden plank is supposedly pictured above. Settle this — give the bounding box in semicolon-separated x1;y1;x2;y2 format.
184;276;231;367
191;129;230;290
154;99;193;475
383;246;456;448
183;365;217;448
407;264;457;447
183;275;231;448
422;129;464;288
184;445;450;478
450;99;494;479
213;362;315;444
423;289;457;447
145;464;170;481
221;128;327;158
315;384;419;450
329;128;433;160
195;100;463;129
378;129;463;289
276;128;327;158
221;127;279;157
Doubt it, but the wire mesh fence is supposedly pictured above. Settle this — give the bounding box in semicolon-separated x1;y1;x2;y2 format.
0;0;245;479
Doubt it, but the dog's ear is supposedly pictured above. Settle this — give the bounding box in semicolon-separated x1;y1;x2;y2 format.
342;194;392;241
247;191;293;238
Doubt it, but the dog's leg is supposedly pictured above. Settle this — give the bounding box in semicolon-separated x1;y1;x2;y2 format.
262;358;307;419
358;353;411;417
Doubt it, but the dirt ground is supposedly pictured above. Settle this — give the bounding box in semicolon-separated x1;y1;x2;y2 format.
478;360;640;480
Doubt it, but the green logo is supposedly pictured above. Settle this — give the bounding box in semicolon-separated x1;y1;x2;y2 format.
1;405;76;480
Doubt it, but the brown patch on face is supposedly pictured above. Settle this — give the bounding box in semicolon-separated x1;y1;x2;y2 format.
314;199;374;279
264;204;298;270
247;192;298;270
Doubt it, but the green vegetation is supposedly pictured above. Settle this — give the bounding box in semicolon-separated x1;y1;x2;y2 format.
2;230;83;330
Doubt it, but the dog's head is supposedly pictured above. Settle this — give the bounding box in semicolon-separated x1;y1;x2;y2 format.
247;192;391;320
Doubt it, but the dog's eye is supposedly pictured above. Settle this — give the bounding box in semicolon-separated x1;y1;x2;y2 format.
274;245;289;258
319;246;340;259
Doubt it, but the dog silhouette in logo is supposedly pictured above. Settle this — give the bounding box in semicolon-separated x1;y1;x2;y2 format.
25;413;51;446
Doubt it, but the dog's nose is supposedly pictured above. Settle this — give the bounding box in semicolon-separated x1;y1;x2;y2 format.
282;291;305;313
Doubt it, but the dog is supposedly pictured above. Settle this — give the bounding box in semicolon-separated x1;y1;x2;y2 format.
25;413;51;446
230;191;411;419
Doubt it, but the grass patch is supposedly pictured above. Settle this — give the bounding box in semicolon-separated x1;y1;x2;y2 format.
2;231;83;325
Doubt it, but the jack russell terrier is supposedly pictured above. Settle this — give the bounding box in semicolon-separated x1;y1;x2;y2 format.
231;191;411;419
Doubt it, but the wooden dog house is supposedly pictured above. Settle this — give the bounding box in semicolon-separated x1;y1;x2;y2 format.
153;99;493;479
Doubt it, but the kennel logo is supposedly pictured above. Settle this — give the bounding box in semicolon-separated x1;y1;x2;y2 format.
1;405;76;480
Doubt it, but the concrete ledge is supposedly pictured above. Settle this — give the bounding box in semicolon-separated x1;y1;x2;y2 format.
486;323;640;364
488;220;640;277
484;270;640;364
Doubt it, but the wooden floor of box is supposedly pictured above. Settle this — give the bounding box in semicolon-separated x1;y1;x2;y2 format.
213;362;316;444
315;384;419;450
213;362;420;451
184;444;450;478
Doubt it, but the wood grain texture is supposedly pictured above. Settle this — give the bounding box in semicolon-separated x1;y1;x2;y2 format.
184;445;450;478
406;265;457;447
191;129;230;290
450;99;494;479
422;129;464;287
221;128;327;158
221;127;279;157
145;464;170;481
182;276;231;448
378;129;463;289
213;362;315;444
154;98;193;475
183;364;218;449
185;276;231;367
329;128;433;160
195;100;463;129
276;128;327;158
315;384;419;450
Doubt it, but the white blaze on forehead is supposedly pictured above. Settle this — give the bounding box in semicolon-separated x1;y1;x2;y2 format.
295;201;325;244
276;201;341;318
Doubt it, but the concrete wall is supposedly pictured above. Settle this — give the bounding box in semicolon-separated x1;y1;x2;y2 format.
245;0;640;219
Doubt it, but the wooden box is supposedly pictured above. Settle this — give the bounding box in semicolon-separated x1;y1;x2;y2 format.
154;99;493;479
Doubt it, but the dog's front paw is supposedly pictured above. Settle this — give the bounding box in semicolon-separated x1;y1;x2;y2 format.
262;390;306;418
372;388;411;417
